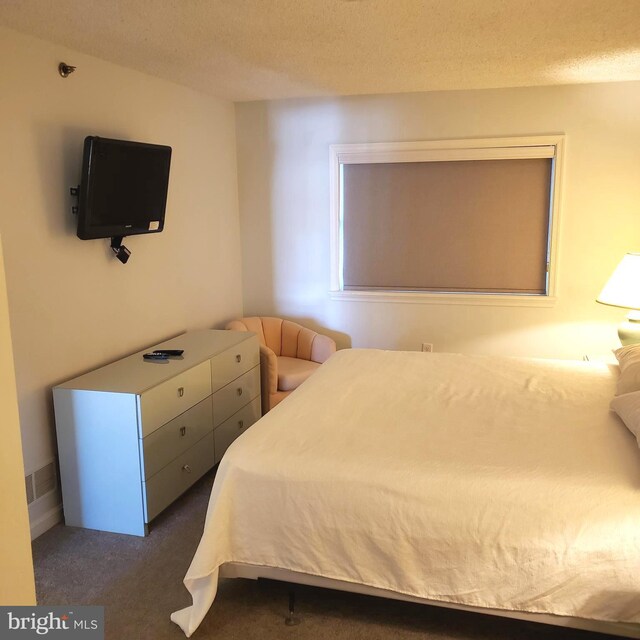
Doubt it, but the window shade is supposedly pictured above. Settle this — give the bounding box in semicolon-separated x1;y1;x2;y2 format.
341;158;552;294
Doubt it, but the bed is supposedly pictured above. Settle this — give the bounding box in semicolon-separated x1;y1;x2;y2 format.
171;348;640;638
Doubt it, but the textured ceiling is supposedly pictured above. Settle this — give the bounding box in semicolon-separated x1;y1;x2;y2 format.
1;0;639;101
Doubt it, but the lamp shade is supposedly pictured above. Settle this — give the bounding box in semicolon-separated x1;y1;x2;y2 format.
597;253;640;310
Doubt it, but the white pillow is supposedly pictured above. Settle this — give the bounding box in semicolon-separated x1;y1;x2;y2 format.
610;391;640;445
613;343;640;395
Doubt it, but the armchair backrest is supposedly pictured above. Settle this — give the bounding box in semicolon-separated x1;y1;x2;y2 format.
225;316;334;363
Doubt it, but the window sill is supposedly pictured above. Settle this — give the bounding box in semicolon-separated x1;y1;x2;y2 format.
329;290;557;307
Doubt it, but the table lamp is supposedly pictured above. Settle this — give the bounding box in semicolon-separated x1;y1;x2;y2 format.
597;253;640;345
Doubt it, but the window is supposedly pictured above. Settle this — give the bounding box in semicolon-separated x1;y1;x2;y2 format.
329;136;564;305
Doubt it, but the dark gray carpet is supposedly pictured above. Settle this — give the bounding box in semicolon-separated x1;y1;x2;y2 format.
33;470;617;640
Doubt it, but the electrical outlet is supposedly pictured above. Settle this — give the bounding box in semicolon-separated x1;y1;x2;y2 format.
421;343;433;353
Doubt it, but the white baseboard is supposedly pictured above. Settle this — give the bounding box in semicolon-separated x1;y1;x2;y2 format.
30;504;63;540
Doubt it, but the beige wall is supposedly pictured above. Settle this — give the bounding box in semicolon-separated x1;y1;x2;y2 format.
0;235;36;604
236;82;640;358
0;27;243;533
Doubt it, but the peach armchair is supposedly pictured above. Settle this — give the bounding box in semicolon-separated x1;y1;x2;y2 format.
225;317;336;412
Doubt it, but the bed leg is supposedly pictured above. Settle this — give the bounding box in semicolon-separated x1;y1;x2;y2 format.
284;588;300;626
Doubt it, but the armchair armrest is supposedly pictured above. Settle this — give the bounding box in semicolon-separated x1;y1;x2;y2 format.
226;320;248;332
310;334;337;364
259;343;278;395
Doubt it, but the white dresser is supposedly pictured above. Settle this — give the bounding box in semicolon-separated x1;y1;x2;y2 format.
53;330;261;536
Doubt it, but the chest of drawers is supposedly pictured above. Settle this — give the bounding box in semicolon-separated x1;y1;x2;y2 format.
53;330;261;536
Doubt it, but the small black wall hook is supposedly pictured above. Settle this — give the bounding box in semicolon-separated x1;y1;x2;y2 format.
58;62;76;78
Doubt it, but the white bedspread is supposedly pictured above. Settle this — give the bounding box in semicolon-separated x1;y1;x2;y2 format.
172;350;640;637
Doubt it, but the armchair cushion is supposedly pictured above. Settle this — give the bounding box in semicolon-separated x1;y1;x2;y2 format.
277;357;320;392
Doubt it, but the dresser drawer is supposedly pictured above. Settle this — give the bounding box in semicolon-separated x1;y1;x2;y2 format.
141;397;213;479
213;365;260;427
214;396;261;464
139;361;212;437
211;335;260;390
143;432;214;521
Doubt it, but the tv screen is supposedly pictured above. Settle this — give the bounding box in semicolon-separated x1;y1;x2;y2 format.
76;136;172;240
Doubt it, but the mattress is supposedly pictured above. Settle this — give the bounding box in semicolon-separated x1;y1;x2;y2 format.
172;349;640;637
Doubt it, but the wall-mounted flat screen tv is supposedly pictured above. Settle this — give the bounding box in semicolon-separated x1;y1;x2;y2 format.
76;136;172;240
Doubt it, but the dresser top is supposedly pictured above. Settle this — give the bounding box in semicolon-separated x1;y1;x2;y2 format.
54;330;256;394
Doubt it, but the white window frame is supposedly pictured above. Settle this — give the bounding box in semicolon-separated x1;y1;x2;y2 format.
329;135;564;307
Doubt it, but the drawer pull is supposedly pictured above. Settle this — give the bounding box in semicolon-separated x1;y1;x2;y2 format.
237;387;243;396
178;387;185;398
182;464;192;473
179;426;187;437
236;354;242;363
238;420;244;429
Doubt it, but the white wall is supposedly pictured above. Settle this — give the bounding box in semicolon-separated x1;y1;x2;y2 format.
0;27;243;533
236;82;640;358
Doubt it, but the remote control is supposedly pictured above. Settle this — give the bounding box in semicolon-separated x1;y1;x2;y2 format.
143;352;169;361
152;349;184;356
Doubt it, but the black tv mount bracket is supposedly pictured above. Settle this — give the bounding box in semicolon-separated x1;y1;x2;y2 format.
70;185;80;215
